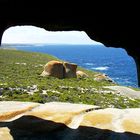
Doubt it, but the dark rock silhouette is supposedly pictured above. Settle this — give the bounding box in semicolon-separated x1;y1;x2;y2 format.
0;115;140;140
1;101;140;140
0;1;139;86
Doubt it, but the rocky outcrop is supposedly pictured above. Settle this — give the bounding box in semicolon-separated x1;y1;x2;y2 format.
63;62;77;78
104;86;140;99
94;74;114;83
41;61;116;81
76;70;89;78
41;61;64;78
0;2;140;87
1;101;140;140
41;60;77;79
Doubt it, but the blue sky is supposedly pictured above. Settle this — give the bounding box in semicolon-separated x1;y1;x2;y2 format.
2;26;102;45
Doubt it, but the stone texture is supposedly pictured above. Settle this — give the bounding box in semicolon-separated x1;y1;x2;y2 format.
41;61;64;78
0;101;39;121
76;70;88;78
41;61;77;79
94;74;114;83
1;101;140;139
63;62;77;78
104;86;140;98
0;2;140;87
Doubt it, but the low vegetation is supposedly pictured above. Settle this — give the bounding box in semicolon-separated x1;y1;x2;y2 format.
0;49;140;108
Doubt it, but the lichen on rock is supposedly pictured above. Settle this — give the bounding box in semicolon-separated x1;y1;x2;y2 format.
1;101;140;140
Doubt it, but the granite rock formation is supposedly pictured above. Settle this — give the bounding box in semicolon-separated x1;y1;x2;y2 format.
63;62;77;78
41;61;64;79
76;70;89;78
0;101;140;140
0;1;139;86
41;61;77;78
94;74;114;83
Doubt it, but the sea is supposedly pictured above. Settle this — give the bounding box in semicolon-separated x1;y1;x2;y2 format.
12;44;138;88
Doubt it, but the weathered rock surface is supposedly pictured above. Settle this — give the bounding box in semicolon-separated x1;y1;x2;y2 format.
76;70;88;78
41;60;64;78
0;101;140;140
94;74;114;83
41;60;77;79
63;62;77;78
105;86;140;98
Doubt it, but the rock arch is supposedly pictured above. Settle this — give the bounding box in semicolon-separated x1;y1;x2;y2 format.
0;1;139;86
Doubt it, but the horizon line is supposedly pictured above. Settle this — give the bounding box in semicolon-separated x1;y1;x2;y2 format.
1;43;104;46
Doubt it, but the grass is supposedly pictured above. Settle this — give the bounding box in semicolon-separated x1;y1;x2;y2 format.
0;48;140;108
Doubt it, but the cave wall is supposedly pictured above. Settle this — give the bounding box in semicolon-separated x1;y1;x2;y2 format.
0;1;139;86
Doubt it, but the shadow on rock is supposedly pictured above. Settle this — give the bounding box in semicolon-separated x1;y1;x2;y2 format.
0;115;140;140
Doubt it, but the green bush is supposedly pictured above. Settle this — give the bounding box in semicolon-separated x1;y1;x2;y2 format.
0;49;140;108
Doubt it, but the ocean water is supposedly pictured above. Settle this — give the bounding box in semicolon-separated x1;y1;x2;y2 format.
14;44;138;87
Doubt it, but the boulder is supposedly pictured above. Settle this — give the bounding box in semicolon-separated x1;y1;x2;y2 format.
41;61;77;79
76;70;89;78
41;60;64;79
63;62;77;78
94;74;114;83
1;101;140;140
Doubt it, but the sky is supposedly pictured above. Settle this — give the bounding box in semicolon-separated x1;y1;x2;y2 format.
2;26;102;45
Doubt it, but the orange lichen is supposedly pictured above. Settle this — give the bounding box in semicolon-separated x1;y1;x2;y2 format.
0;106;37;121
122;120;140;134
81;113;113;126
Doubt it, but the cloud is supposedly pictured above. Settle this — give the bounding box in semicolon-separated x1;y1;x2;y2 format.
2;25;102;45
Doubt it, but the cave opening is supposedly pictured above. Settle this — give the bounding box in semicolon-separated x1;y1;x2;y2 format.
1;25;138;88
0;25;140;107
